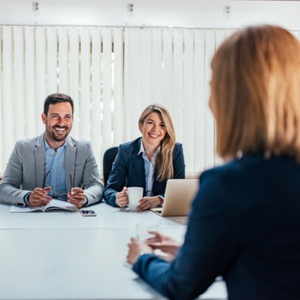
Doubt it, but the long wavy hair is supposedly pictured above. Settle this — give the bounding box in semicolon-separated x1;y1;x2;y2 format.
139;104;176;181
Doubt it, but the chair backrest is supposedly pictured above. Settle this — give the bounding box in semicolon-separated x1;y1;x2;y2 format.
103;146;119;187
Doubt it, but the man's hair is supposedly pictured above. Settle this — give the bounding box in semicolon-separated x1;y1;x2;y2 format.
210;25;300;162
43;93;74;116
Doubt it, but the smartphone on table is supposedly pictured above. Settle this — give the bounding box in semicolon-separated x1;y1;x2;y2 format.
80;210;97;217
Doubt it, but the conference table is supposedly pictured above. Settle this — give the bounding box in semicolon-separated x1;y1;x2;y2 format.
0;202;228;300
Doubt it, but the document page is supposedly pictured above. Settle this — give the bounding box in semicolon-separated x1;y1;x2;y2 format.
10;205;42;213
10;199;78;213
44;199;78;212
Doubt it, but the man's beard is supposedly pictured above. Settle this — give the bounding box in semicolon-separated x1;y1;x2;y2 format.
46;125;70;142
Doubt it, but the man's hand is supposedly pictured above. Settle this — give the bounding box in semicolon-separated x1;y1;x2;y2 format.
146;231;181;257
68;187;86;208
28;187;52;207
116;187;129;207
127;237;153;265
137;196;161;211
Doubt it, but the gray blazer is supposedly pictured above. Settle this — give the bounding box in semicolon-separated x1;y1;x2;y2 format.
0;133;104;207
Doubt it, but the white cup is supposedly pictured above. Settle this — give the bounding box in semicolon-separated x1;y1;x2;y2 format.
126;187;143;211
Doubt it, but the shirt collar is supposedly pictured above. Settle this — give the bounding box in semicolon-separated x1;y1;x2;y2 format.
138;139;160;158
44;136;68;150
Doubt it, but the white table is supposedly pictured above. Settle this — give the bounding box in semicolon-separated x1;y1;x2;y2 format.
0;203;228;300
0;203;187;229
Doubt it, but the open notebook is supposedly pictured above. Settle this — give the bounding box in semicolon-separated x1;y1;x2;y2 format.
10;199;78;213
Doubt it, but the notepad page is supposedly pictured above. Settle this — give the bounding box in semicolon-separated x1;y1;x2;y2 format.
44;199;78;212
10;205;42;213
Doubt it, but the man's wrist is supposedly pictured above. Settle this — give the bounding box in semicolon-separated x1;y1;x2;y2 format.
82;197;88;207
24;192;31;206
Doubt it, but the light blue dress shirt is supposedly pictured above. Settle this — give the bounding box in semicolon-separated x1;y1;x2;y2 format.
24;138;67;205
138;139;160;197
24;138;87;206
43;138;67;195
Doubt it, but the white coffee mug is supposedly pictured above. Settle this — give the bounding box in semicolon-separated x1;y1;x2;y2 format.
126;187;143;211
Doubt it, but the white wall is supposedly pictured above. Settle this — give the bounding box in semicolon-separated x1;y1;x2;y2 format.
0;0;300;30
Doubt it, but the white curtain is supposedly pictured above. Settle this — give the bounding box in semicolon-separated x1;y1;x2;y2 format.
0;26;125;174
0;26;268;176
123;28;239;175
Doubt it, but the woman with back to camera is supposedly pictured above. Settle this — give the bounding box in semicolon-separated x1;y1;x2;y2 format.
127;25;300;300
104;104;185;210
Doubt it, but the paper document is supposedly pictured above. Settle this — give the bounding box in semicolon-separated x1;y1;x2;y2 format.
10;199;78;213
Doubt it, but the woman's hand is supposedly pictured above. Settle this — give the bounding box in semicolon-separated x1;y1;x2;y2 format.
146;231;181;257
137;196;162;211
127;237;153;265
115;187;129;207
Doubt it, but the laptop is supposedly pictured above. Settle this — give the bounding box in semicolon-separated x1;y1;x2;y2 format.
151;179;199;217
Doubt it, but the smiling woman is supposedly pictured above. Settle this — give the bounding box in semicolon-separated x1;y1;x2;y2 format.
104;104;186;211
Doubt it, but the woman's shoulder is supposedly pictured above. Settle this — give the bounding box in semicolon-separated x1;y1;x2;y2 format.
174;142;183;148
193;159;248;211
199;154;276;185
200;157;247;182
173;142;183;153
195;154;299;214
118;137;141;152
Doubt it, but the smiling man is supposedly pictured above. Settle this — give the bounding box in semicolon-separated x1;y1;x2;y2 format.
0;93;104;208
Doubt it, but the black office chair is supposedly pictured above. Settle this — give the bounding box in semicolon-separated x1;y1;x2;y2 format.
103;146;119;187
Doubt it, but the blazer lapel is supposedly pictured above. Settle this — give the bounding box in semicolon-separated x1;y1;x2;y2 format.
35;133;45;188
152;168;164;196
132;140;145;189
65;136;76;192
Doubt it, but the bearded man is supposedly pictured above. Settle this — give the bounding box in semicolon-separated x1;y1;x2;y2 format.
0;93;104;208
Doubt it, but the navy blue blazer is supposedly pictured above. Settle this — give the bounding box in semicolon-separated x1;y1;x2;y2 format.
104;137;185;206
134;154;300;300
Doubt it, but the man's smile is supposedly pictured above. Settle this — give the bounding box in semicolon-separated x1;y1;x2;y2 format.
53;127;67;134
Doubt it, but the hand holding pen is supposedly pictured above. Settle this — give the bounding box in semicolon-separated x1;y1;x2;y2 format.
28;186;52;207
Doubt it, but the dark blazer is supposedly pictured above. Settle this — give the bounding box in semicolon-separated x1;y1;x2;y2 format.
104;137;185;206
134;154;300;300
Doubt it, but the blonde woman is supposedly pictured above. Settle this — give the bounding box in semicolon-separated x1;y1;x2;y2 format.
127;25;300;299
104;104;185;210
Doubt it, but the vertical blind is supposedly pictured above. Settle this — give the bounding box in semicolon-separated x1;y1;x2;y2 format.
0;26;125;174
2;26;292;177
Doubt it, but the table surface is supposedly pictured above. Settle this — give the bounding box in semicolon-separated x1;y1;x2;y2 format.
0;202;187;229
0;202;228;300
